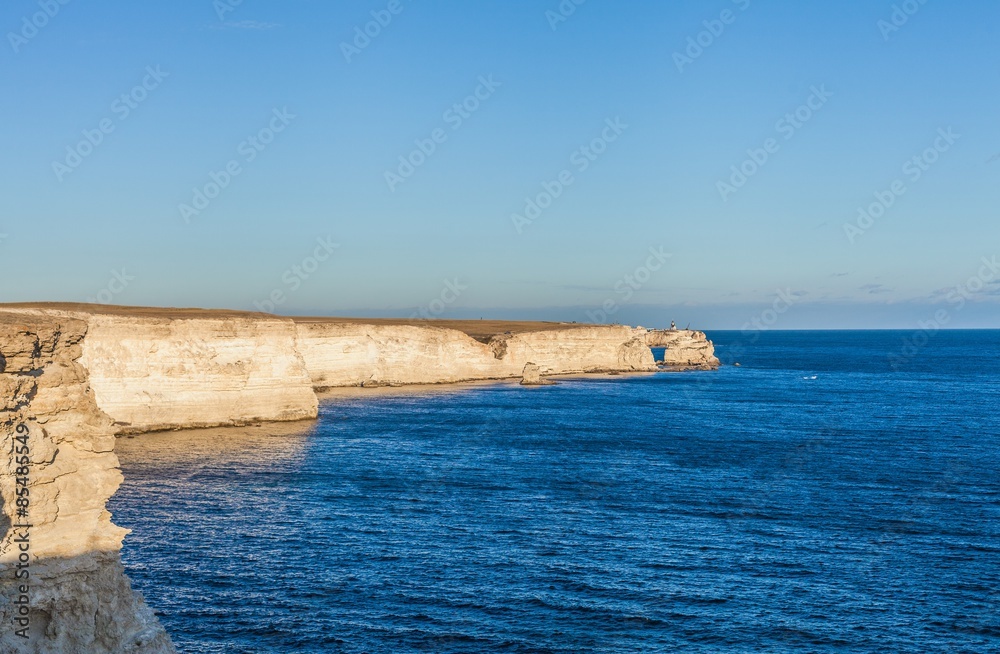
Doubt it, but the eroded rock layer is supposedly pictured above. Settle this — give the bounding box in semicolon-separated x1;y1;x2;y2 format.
79;314;318;433
293;322;672;388
0;314;174;654
4;308;319;433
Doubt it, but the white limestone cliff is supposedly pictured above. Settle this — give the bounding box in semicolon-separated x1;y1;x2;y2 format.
79;314;318;433
3;308;319;433
293;322;671;388
0;313;175;654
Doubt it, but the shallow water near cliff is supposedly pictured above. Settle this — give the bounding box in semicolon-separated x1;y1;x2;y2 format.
110;330;1000;653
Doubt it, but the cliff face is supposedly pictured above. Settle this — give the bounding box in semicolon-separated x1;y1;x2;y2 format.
78;314;318;433
4;309;319;433
496;325;659;376
3;310;718;427
0;314;174;653
294;322;662;388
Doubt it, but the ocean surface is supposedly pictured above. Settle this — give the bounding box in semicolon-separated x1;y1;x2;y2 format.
110;331;1000;653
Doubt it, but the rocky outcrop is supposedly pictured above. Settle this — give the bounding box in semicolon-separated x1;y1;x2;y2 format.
645;329;720;369
519;362;555;386
0;314;174;653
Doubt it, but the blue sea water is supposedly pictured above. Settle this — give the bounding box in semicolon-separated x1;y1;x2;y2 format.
110;331;1000;653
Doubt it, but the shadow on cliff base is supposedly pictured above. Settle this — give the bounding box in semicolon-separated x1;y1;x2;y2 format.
0;549;176;653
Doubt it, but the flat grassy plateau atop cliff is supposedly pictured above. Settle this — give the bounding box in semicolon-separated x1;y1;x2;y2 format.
0;303;600;343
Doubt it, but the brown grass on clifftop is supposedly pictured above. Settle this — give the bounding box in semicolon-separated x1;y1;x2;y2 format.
0;303;598;342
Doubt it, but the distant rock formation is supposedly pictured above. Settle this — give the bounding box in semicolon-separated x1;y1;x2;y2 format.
644;329;720;370
519;362;555;386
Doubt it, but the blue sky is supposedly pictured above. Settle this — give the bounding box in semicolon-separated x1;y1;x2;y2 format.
2;0;998;328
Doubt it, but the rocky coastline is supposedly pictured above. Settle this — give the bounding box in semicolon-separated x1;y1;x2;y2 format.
0;304;718;653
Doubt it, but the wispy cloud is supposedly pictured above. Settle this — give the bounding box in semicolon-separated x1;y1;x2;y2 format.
859;283;893;295
928;286;951;299
927;279;1000;301
831;271;849;277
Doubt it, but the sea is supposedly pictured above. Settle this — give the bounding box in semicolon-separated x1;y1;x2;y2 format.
109;330;1000;653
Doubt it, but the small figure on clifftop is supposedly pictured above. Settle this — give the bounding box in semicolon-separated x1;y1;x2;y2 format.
670;321;676;330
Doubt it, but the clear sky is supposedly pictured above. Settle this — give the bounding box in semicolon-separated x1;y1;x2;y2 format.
2;0;998;328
